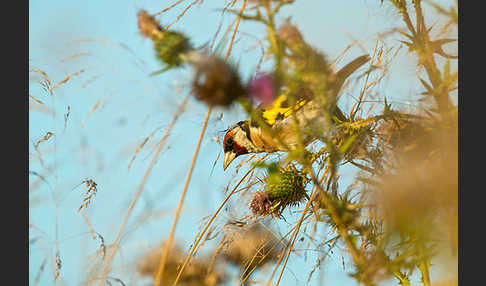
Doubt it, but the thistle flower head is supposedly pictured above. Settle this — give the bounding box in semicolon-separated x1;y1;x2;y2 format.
191;56;246;107
250;166;308;218
220;223;286;279
249;191;272;216
137;10;192;70
265;169;307;206
153;30;191;69
248;73;277;106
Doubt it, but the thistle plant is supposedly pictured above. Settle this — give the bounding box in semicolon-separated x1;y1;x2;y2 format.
130;1;457;285
137;10;193;72
250;163;308;217
29;1;456;285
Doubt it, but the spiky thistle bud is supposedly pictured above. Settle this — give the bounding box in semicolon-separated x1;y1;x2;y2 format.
137;10;192;70
250;167;308;217
265;169;307;207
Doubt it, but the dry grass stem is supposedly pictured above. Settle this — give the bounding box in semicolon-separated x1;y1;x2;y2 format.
29;94;44;105
127;137;150;171
96;95;189;286
166;0;202;30
52;69;85;90
154;0;186;16
80;99;103;127
172;161;261;286
81;212;97;240
61;53;92;62
153;106;212;286
225;0;247;60
35;132;55;148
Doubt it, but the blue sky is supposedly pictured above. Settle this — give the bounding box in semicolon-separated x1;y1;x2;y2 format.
29;0;457;285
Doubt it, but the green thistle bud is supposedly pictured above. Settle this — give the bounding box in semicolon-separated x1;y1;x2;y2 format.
249;168;308;218
266;169;306;204
153;30;191;69
249;163;309;218
137;10;192;70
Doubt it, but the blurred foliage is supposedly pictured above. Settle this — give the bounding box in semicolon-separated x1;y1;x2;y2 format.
29;0;457;285
136;0;457;285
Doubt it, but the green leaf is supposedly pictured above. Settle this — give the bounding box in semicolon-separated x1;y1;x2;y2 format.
149;66;171;76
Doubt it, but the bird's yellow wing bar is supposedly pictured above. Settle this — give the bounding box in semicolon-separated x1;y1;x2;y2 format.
262;94;307;126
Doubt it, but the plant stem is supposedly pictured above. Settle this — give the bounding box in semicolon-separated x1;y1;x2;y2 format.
153;105;211;286
96;95;189;286
157;2;247;285
172;161;259;286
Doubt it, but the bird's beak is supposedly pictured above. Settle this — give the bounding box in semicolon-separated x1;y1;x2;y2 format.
223;151;237;171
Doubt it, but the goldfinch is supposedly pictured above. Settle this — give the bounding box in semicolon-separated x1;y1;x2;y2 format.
223;54;370;170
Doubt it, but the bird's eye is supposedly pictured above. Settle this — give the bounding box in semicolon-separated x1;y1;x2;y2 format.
224;136;234;152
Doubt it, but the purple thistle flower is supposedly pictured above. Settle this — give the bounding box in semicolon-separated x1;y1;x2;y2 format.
248;73;276;106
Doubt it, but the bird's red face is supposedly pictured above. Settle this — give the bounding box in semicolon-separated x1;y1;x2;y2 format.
223;130;248;155
223;128;249;170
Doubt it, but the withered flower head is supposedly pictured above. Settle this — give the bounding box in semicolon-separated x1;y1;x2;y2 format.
277;20;305;46
192;56;246;107
249;191;272;216
137;10;163;39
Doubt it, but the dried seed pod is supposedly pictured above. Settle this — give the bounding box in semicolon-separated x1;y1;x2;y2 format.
137;10;163;39
191;56;246;107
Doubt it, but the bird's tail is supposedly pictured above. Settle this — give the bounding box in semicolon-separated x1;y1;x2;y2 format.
335;54;370;87
333;106;347;122
331;54;370;122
